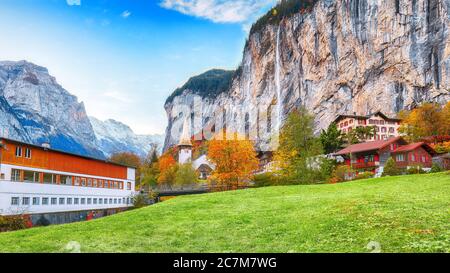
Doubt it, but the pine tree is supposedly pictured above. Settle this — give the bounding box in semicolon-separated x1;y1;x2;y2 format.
382;157;401;176
320;122;344;154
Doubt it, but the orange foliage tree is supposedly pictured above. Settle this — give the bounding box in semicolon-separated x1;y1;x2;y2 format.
207;131;259;190
398;102;450;142
157;153;177;187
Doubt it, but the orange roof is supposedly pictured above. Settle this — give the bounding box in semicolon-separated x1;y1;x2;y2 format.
335;137;405;155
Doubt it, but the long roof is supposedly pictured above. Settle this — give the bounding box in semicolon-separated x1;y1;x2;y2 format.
335;137;404;155
0;137;136;169
333;111;402;124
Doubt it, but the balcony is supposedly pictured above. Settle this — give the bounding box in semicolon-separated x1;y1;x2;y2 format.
350;161;379;169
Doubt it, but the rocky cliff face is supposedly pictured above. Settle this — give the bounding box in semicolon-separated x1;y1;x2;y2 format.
0;60;103;157
164;0;450;151
0;60;162;158
90;117;165;157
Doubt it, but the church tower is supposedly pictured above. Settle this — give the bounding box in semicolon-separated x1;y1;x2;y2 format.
178;118;193;164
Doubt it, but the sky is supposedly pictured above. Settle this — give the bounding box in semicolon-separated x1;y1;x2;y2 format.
0;0;277;135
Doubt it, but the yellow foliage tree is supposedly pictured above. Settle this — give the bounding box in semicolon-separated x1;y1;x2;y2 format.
398;103;449;142
207;131;259;191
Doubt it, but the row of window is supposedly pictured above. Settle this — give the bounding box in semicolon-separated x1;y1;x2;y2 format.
340;119;398;128
395;154;428;163
11;196;131;206
11;169;132;190
15;146;32;158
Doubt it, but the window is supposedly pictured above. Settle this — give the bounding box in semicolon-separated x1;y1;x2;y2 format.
104;198;107;204
32;197;40;205
22;197;30;205
61;175;72;186
81;178;86;187
93;179;98;187
396;154;405;162
127;182;131;190
123;198;126;204
81;198;86;205
87;179;92;187
93;198;97;205
389;127;395;133
74;198;79;205
411;154;416;162
114;182;118;189
74;177;81;186
98;180;103;188
11;197;19;206
15;146;22;157
51;198;57;205
87;198;92;205
67;198;72;205
99;198;103;205
11;169;21;181
59;198;65;205
43;173;55;184
42;197;49;205
23;170;39;183
381;127;387;133
118;199;121;204
114;199;117;204
25;148;32;159
109;198;112;204
127;198;130;204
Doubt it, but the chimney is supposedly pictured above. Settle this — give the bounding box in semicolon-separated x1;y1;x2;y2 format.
41;142;51;149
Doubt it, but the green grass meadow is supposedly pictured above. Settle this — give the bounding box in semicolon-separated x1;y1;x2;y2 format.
0;173;449;253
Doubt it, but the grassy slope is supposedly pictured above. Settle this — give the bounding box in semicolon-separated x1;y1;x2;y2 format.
0;173;449;253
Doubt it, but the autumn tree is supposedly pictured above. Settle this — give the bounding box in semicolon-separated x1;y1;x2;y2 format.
157;152;177;188
174;163;198;187
398;103;449;142
207;132;259;190
109;152;142;185
140;149;160;189
274;108;324;184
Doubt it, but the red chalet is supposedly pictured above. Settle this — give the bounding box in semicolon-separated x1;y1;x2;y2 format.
335;137;437;175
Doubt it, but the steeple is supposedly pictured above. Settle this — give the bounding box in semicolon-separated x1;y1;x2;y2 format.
178;118;192;147
178;118;192;164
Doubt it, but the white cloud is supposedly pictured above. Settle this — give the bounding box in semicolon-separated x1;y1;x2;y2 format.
66;0;81;6
159;0;276;24
121;10;132;18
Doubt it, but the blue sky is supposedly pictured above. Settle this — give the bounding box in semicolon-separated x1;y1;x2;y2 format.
0;0;276;134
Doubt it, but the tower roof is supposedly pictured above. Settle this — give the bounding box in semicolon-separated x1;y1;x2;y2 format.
178;118;193;147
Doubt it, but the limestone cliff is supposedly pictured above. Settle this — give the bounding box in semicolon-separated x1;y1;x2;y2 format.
164;0;450;151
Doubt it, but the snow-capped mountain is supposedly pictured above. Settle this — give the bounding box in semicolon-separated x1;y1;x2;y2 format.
89;117;164;158
0;60;162;159
0;60;104;158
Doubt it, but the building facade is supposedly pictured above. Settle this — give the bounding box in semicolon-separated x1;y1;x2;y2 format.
335;137;436;176
0;138;136;219
334;112;401;141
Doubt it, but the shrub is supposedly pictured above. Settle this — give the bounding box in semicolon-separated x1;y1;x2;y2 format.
329;165;354;183
382;158;402;176
354;172;374;181
430;163;443;173
132;194;147;209
406;165;426;175
253;173;277;187
0;215;28;232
